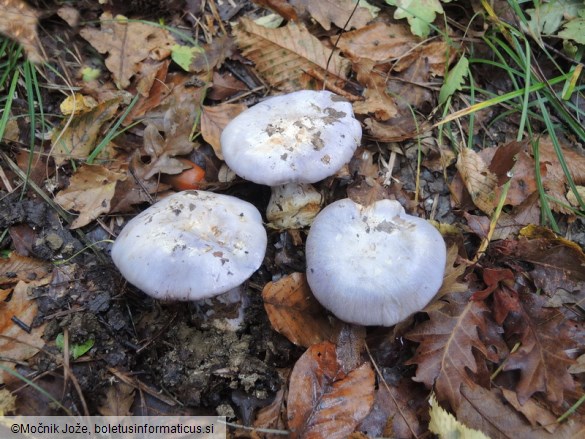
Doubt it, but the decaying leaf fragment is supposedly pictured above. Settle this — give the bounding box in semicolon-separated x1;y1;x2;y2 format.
290;0;375;31
287;341;375;438
234;18;351;91
0;0;44;63
80;12;175;88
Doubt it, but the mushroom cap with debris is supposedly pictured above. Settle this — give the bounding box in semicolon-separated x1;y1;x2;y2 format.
111;191;267;300
305;198;446;326
220;90;362;186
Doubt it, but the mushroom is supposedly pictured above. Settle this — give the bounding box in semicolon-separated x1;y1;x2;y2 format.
305;198;446;326
111;190;267;301
220;90;362;228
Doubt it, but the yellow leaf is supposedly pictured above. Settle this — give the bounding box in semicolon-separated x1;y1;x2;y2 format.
429;393;490;439
60;93;98;115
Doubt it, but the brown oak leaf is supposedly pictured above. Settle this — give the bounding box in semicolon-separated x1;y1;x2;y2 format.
406;291;496;410
502;292;576;405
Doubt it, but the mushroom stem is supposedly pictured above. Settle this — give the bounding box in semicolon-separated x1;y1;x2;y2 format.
266;182;323;229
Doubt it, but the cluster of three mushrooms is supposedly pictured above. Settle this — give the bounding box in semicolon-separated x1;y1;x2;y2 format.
112;90;446;327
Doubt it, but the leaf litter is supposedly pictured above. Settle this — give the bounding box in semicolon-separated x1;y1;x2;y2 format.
0;0;584;436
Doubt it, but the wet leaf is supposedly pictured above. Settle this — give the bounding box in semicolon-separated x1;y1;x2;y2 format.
54;164;126;228
406;291;495;410
80;12;175;89
51;98;120;165
501;388;558;433
287;341;375;438
208;71;248;101
201;103;247;160
252;0;299;21
262;273;342;348
234;18;351;91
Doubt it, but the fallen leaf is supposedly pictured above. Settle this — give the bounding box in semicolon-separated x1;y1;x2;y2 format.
80;12;175;89
456;147;499;214
252;0;299;21
51;98;121;165
455;385;542;438
262;273;342;348
98;382;135;416
234;18;351;91
502;292;576;405
387;0;444;37
429;392;490;439
201;103;247;160
0;0;44;63
287;341;375;438
406;291;495;410
54;164;126;228
513;225;585;294
208;71;248;101
501;388;558;433
188;34;235;73
123;60;171;123
353;60;398;120
337;21;416;63
358;375;426;438
0;280;47;385
253;387;287;437
290;0;374;30
0;253;50;284
59;93;98;115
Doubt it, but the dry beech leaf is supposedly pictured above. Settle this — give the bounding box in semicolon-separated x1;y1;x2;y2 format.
337;21;417;63
262;272;342;348
0;0;44;63
55;165;126;228
456;147;499;214
201;103;247;160
234;18;351;91
123;60;171;123
51;98;120;165
0;280;48;385
98;382;135;416
406;291;495;410
0;253;50;284
290;0;374;31
287;341;375;439
80;12;175;89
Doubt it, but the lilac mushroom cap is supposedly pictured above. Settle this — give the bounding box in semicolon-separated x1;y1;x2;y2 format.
220;90;362;186
305;198;446;326
111;191;267;301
